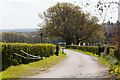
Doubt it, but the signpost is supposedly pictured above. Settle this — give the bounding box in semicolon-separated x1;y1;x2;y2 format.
40;33;43;43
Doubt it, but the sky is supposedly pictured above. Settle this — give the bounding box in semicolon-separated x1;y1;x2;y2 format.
0;0;119;30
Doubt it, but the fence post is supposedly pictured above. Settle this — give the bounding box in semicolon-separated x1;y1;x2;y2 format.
62;48;64;54
107;47;109;55
98;43;101;57
55;45;59;56
98;47;101;57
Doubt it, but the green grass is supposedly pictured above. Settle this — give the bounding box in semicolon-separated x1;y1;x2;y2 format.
0;51;66;78
60;47;65;48
98;57;110;67
66;48;110;67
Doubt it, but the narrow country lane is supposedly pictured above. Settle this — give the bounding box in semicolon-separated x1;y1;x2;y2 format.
30;49;109;78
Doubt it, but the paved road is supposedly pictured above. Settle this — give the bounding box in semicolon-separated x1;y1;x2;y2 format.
30;49;109;78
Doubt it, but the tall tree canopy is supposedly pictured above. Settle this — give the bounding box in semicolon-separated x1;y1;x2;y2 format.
42;2;103;45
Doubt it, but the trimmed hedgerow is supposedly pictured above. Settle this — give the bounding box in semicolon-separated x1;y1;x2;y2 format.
65;45;99;55
2;43;55;70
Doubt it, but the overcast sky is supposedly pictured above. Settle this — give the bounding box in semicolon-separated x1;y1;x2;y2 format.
0;0;119;30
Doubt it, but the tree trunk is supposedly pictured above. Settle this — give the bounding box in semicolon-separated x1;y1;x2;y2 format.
66;38;72;45
80;43;83;46
76;39;79;45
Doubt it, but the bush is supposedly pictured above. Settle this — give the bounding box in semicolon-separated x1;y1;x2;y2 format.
109;46;115;49
2;43;55;70
114;48;120;61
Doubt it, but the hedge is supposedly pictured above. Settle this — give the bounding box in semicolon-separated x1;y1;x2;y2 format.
2;43;55;70
65;45;99;55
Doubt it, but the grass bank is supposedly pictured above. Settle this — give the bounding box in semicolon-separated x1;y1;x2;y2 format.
0;51;66;79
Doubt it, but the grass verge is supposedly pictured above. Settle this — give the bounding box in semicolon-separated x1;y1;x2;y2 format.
0;51;66;78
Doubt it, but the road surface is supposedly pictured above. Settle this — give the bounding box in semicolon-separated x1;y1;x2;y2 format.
30;49;109;78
